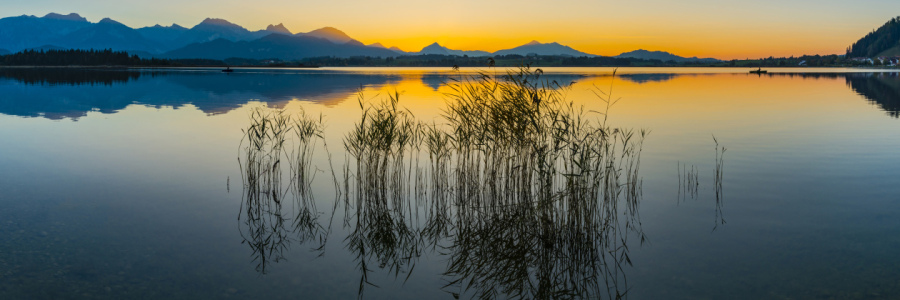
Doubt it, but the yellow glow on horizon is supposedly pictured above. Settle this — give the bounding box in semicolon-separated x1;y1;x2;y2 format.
338;21;864;60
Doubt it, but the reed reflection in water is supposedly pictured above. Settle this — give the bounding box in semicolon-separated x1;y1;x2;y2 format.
340;67;647;299
714;137;726;231
235;67;735;299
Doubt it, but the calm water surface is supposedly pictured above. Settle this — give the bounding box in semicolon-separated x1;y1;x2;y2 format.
1;67;899;299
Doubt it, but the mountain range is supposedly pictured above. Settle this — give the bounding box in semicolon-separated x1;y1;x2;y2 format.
614;49;720;63
0;12;720;62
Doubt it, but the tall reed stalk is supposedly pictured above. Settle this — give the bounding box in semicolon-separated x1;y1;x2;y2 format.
713;136;726;231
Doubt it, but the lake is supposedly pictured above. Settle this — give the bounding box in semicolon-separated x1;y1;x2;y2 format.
1;67;899;299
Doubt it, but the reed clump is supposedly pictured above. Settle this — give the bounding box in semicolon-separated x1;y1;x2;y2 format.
437;67;647;300
341;67;648;299
238;106;327;273
342;92;424;296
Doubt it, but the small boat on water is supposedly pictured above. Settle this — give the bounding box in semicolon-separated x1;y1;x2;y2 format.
222;67;234;73
749;68;767;74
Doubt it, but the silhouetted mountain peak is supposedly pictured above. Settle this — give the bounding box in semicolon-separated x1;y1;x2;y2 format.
419;43;449;54
493;41;593;57
369;43;404;52
310;26;342;34
618;49;675;57
420;42;449;52
626;49;659;54
42;13;88;22
302;27;354;44
344;39;365;46
149;23;186;30
416;42;492;56
614;49;720;63
98;18;124;26
197;18;242;29
265;23;292;34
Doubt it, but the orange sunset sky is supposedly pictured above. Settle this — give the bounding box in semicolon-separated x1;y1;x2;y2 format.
3;0;900;59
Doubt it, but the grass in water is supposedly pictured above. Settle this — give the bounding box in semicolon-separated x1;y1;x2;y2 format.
235;66;652;299
238;106;327;274
339;67;648;299
713;135;726;231
342;92;424;296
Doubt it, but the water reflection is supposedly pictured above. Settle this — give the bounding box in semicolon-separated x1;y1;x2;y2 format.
3;69;900;120
677;161;699;202
844;73;900;118
0;68;140;86
676;137;727;232
749;72;900;118
618;73;683;84
0;69;402;119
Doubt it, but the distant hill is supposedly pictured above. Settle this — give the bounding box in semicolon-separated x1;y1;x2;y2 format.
163;34;400;60
847;17;900;58
417;42;490;56
172;18;263;48
43;12;88;22
0;49;9;55
265;23;292;35
494;41;595;57
299;27;355;44
0;13;93;51
367;43;407;54
56;18;163;52
136;24;188;44
614;49;719;63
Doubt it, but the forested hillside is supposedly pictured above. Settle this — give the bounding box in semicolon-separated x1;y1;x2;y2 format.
0;49;167;66
847;17;900;57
